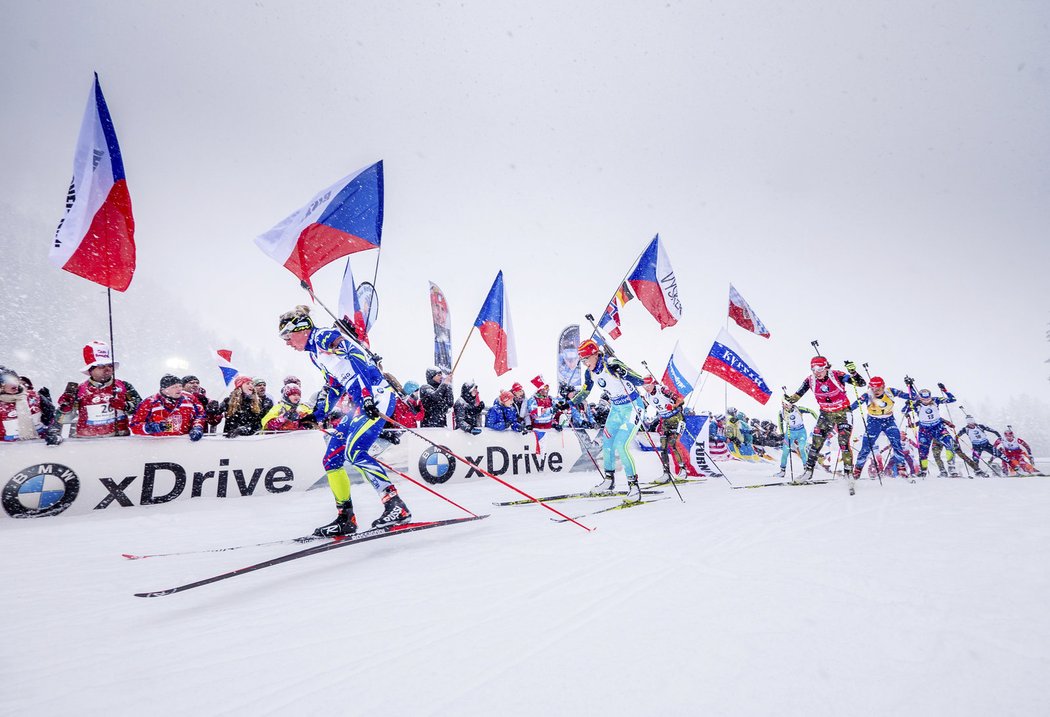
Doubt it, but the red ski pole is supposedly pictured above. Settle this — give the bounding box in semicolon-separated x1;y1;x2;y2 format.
374;456;480;519
381;414;594;532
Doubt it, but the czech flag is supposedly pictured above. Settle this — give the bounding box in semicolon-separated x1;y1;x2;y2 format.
728;283;770;338
662;341;700;399
702;328;772;405
676;414;711;477
255;161;383;287
473;271;518;377
214;349;240;387
50;74;136;292
627;235;682;329
337;258;369;347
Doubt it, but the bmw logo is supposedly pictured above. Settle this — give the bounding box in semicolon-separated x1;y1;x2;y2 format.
3;463;80;518
418;446;456;484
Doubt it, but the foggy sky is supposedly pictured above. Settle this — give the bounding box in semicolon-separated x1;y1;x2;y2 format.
2;0;1049;418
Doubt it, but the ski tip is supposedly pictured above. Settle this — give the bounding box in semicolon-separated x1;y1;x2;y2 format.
134;589;176;598
121;553;145;560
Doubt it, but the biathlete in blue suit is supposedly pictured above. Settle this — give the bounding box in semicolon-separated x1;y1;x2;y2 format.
572;339;648;502
278;304;411;537
777;401;816;478
849;376;909;479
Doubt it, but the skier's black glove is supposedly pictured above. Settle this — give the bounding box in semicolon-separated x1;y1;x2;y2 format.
904;376;915;386
362;396;380;420
608;362;627;379
553;423;563;432
844;360;857;373
937;382;947;392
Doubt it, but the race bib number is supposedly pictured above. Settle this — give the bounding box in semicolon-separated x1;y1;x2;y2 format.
86;402;116;427
3;418;20;439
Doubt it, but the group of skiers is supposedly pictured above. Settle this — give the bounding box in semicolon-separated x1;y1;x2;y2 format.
3;313;1041;533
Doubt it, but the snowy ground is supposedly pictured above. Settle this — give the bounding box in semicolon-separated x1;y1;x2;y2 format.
3;458;1050;716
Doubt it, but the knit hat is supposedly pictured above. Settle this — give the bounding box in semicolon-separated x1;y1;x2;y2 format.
283;375;301;386
499;390;514;403
253;378;267;386
159;374;182;390
282;384;301;398
181;375;199;384
81;341;119;374
234;375;254;390
403;381;420;395
511;382;524;393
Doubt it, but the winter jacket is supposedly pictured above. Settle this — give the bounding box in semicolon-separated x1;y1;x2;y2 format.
453;383;486;432
261;400;312;431
485;404;520;431
419;368;454;428
219;394;264;436
57;378;141;437
0;388;44;441
392;396;425;428
130;393;205;436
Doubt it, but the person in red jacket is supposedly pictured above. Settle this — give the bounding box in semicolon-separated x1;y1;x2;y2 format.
56;341;142;437
131;375;204;440
391;381;425;428
994;426;1037;476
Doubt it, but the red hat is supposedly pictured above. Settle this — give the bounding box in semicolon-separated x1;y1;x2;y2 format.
282;384;301;398
531;375;548;391
810;356;829;370
234;375;254;390
81;341;119;374
511;382;524;393
643;376;656;386
869;376;885;389
578;339;600;358
499;390;514;403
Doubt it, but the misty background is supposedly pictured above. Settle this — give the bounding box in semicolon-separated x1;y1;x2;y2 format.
2;1;1048;446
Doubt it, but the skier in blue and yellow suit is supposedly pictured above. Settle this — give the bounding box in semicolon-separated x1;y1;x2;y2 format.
571;339;648;502
278;304;411;536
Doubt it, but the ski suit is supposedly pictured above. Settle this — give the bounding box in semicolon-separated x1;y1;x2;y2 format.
645;385;687;473
307;328;397;503
908;390;976;474
851;387;908;473
788;368;865;471
572;354;647;478
960;423;1001;466
994;435;1035;475
777;405;815;471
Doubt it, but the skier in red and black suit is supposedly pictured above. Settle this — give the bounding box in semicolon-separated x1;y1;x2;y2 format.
785;356;865;483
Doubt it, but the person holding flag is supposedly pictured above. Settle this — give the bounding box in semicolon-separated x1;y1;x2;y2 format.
785;356;866;483
277;304;410;537
571;339;648;502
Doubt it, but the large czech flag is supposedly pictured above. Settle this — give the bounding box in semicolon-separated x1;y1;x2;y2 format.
702;328;772;405
50;74;136;292
627;235;682;329
662;341;701;399
473;271;518;377
255;161;383;287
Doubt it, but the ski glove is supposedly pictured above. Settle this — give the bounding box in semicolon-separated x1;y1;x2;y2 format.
144;421;167;434
937;382;947;392
904;376;915;386
553;423;563;432
844;361;857;373
362;396;380;420
189;426;203;442
470;427;483;435
44;428;63;446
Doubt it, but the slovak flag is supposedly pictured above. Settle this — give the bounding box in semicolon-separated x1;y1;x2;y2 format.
662;341;701;399
50;74;136;292
255;161;384;287
627;235;682;329
728;283;770;338
214;349;240;387
702;328;772;405
473;271;518;377
337;258;369;347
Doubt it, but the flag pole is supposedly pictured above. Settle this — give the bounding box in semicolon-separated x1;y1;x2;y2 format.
449;325;477;380
106;287;120;430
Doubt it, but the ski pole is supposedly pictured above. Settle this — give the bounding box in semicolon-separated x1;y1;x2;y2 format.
844;358;881;486
640;358;688;487
378;413;594;531
957;405;1003;475
937;384;974;478
373;457;480;518
780;386;795;482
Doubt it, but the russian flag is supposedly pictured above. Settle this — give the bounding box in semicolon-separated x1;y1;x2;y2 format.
473;271;518;377
627;235;682;329
702;328;772;405
337;258;369;347
662;341;701;399
728;283;771;338
50;74;136;292
215;349;240;388
255;161;383;287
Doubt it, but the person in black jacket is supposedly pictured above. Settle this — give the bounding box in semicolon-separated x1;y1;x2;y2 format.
419;367;454;427
453;381;486;434
220;375;263;436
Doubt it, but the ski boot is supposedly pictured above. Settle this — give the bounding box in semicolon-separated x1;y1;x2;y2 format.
314;499;358;537
937;469;949;478
594;469;616;493
852;465;863;481
372;487;412;529
775;467;786;479
625;477;642;503
798;465;815;483
975;469;989;477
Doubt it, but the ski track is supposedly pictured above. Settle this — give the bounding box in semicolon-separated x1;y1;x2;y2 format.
2;460;1049;715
